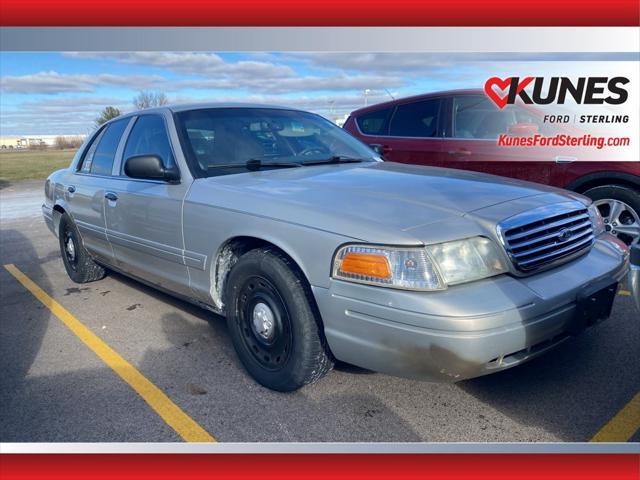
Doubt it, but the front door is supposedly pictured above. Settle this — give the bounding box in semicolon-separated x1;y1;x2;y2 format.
104;114;191;296
443;94;555;186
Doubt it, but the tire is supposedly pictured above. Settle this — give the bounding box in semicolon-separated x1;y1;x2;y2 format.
583;185;640;246
58;213;106;283
224;248;333;391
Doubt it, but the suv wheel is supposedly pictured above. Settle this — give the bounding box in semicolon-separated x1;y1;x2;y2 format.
584;185;640;246
59;213;106;283
224;248;333;391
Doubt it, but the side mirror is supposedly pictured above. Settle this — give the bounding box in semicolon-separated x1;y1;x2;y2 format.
124;155;180;183
508;123;540;137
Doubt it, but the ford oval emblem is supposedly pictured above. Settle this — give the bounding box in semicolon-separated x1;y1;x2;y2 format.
557;228;573;242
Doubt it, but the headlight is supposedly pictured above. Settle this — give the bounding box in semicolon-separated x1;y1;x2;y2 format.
588;203;606;236
332;237;508;291
425;237;508;286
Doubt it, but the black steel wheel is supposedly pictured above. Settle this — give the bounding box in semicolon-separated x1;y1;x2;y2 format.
58;213;106;283
236;275;293;371
224;248;333;391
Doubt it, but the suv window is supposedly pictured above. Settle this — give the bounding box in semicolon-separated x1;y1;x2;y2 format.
389;99;441;137
451;95;554;139
355;107;393;135
452;95;512;139
83;118;129;176
123;115;175;172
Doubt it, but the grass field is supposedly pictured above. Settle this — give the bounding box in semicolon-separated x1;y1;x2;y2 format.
0;149;75;184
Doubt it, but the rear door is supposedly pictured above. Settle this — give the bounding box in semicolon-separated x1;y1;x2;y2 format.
103;113;192;296
442;94;554;185
383;98;446;167
64;118;130;265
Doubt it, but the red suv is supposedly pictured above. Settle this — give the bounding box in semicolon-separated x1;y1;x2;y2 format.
344;89;640;246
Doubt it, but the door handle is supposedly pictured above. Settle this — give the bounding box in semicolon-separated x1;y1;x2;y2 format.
104;192;118;202
448;149;472;157
555;156;577;164
67;185;76;193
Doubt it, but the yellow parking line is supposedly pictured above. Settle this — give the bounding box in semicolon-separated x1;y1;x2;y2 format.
590;392;640;442
4;264;215;443
618;290;631;296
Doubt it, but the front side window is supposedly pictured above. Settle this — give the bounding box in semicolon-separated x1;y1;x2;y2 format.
452;95;513;139
123;115;175;172
389;99;441;137
355;107;393;135
85;118;129;176
451;95;555;139
175;108;378;177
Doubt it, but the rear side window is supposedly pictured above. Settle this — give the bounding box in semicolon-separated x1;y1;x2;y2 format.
355;107;393;135
83;118;129;175
389;99;441;137
123;115;175;170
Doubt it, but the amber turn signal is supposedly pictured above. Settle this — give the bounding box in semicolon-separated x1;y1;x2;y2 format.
339;253;392;279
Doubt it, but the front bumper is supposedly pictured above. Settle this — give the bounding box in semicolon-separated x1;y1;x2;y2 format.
313;234;629;382
629;244;640;311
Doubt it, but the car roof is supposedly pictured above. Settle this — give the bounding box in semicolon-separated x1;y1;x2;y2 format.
350;88;483;116
115;103;307;119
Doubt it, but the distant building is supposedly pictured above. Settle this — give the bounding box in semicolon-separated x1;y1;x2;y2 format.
0;135;86;149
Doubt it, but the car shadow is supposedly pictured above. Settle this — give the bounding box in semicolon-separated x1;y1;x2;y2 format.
458;295;640;441
137;310;423;442
92;265;640;442
0;229;51;422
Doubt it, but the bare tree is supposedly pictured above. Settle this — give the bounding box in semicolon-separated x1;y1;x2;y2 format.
133;91;168;110
54;136;85;150
95;106;122;126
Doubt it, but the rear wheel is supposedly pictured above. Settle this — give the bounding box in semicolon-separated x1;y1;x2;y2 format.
58;213;106;283
224;248;333;391
584;185;640;246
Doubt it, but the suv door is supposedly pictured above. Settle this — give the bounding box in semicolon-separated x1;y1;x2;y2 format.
443;94;555;185
383;98;446;167
65;118;130;265
103;113;192;296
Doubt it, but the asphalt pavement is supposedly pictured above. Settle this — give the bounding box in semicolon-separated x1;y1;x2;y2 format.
1;180;638;443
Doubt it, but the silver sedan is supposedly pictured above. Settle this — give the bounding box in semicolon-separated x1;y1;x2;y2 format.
43;104;630;391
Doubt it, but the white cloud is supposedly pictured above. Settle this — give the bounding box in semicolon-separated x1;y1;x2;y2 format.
0;71;165;94
65;52;296;79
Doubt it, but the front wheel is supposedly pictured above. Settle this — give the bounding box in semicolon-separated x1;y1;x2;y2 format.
584;185;640;246
58;213;106;283
224;248;333;391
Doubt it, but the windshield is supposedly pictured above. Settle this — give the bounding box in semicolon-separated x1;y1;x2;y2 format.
175;108;378;177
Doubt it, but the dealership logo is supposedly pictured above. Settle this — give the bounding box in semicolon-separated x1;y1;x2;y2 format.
484;76;630;109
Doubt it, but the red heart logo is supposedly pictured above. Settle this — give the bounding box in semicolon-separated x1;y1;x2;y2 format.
484;76;534;109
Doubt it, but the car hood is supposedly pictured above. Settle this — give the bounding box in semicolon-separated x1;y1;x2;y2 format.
198;161;576;243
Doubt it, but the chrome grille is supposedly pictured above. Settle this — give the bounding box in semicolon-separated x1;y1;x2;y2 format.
499;202;595;272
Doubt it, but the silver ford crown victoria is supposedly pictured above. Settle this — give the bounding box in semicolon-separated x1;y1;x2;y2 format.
43;104;631;391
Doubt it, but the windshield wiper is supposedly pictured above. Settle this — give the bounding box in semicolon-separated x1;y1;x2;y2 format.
246;159;302;170
301;155;368;166
206;160;302;171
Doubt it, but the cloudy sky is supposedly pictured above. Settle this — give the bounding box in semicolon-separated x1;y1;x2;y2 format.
0;52;636;136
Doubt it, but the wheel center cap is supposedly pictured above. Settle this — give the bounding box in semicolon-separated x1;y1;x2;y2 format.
66;238;75;260
252;302;275;340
